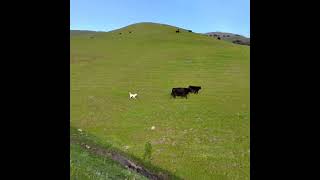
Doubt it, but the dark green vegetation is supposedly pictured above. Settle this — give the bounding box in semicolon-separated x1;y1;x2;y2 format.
71;22;250;179
143;141;153;161
205;32;250;46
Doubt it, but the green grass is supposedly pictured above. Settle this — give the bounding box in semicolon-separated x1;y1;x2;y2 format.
71;127;182;180
70;143;147;180
71;22;250;179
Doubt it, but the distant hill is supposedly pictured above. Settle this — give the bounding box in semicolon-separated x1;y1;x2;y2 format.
70;29;250;46
70;30;104;37
205;32;250;46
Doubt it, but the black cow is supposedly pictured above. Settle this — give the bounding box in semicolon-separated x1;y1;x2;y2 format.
171;88;191;99
188;86;201;94
176;29;180;33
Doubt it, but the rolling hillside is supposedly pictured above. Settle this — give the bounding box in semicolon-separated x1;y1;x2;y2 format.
205;32;250;46
70;30;105;37
71;22;250;179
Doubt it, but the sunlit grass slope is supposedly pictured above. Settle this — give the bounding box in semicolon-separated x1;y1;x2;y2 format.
71;22;250;180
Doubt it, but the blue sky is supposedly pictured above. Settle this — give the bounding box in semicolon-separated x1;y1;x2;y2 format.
71;0;250;37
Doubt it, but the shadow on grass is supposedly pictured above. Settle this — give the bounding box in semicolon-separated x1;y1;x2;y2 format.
70;127;183;180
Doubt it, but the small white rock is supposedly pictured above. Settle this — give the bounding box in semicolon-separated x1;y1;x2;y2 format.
151;126;155;130
77;129;82;132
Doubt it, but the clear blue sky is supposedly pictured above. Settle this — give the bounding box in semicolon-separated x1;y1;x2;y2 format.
71;0;250;37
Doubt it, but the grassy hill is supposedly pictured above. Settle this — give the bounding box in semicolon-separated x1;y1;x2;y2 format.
70;30;105;37
205;32;250;46
71;22;250;179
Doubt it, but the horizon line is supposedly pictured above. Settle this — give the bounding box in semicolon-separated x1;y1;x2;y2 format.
70;22;250;38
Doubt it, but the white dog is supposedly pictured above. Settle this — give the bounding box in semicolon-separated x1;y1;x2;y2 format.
129;92;138;99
